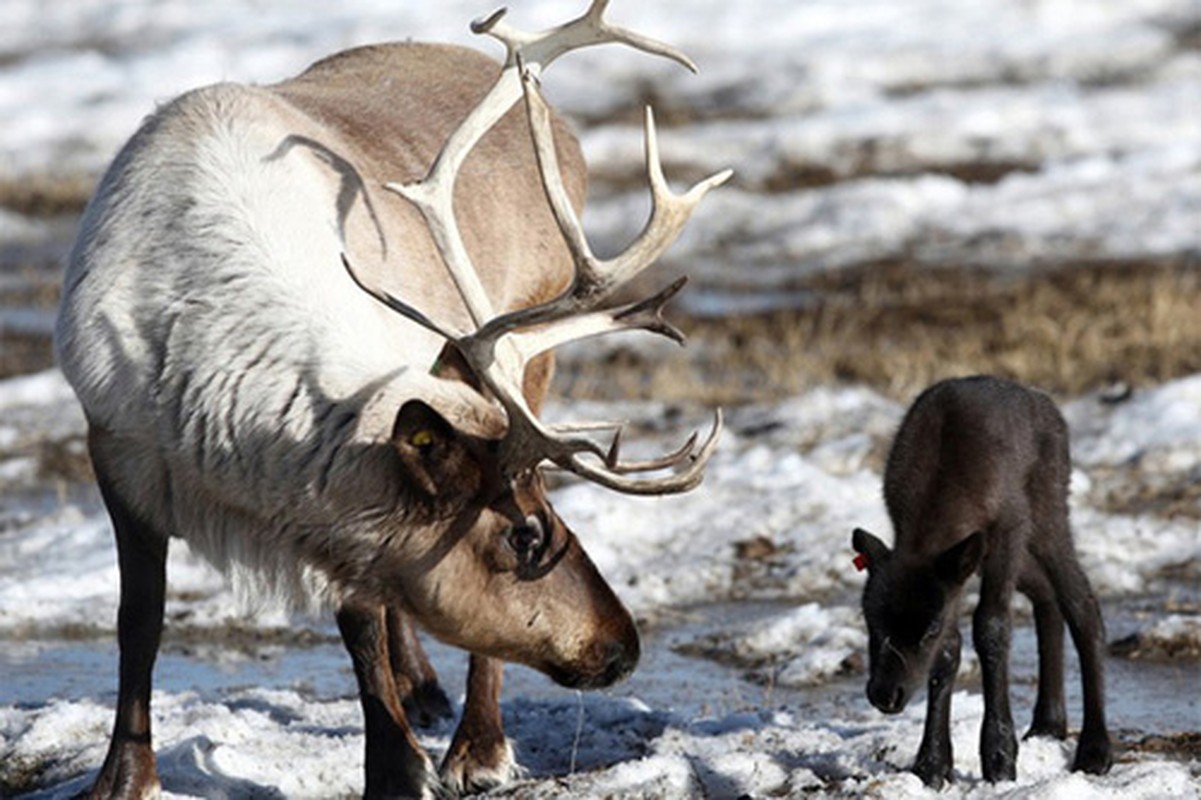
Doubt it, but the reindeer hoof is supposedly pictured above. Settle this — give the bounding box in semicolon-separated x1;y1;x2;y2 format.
440;736;522;795
363;752;445;800
402;680;454;728
1072;732;1113;776
88;740;161;800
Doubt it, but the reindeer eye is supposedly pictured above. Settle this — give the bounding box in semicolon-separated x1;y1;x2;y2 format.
921;619;943;643
506;516;546;566
410;429;434;449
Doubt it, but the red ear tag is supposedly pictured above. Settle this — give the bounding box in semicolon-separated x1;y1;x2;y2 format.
853;552;869;572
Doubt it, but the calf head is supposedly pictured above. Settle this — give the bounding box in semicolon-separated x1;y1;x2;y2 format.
851;527;984;713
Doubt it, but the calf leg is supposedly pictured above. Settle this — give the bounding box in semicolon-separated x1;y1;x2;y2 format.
913;626;962;790
1050;556;1113;774
441;655;519;793
385;607;453;727
1019;564;1067;740
89;471;167;800
336;602;440;799
973;562;1018;782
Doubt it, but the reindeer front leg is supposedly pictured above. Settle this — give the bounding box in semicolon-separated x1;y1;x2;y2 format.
336;602;440;799
441;654;519;793
385;607;453;727
913;625;962;789
90;468;168;800
973;559;1019;783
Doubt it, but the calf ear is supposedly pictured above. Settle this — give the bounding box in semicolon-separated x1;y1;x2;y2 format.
935;531;985;586
851;527;892;570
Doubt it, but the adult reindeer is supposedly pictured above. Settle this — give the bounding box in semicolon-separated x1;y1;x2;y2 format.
55;3;729;797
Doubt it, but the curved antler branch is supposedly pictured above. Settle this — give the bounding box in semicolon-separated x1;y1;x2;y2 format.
515;66;731;303
562;409;723;495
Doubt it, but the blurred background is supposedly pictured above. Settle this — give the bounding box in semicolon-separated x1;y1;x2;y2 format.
1;1;1199;795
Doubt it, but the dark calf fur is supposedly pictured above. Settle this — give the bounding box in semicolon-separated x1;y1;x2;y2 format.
852;376;1112;788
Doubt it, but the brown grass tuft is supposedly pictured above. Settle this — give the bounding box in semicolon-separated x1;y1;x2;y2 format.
554;258;1201;404
0;263;62;380
0;172;95;217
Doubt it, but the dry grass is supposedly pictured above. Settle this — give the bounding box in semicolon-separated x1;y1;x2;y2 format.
0;333;54;380
0;263;62;380
1090;466;1201;521
554;258;1201;404
0;172;94;217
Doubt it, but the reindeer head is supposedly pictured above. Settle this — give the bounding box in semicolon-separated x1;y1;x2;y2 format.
851;528;984;713
344;2;730;689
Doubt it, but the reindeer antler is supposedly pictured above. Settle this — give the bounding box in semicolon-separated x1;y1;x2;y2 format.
344;1;729;494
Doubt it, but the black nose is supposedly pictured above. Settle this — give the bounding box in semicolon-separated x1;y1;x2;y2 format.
563;634;640;690
867;680;907;714
600;634;640;686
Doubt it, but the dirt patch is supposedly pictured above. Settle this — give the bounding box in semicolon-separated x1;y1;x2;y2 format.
1090;466;1201;520
37;435;94;484
0;755;45;799
0;331;55;379
1110;618;1201;662
592;141;1039;195
760;156;1039;193
0;620;338;652
1129;731;1201;763
0;260;63;380
160;622;339;657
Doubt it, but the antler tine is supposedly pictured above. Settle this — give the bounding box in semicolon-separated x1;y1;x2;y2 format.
562;409;723;495
474;1;698;74
455;66;731;351
604;427;699;474
491;277;687;369
519;65;731;305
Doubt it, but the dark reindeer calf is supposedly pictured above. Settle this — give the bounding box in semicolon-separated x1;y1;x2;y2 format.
851;375;1112;788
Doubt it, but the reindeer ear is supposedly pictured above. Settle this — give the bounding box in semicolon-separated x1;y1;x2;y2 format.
935;531;985;586
851;527;892;571
430;342;481;389
392;400;464;497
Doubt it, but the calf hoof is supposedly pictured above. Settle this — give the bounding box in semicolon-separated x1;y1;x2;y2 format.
981;750;1017;783
402;680;454;729
912;758;953;790
1024;718;1067;741
1072;732;1113;776
441;734;522;795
